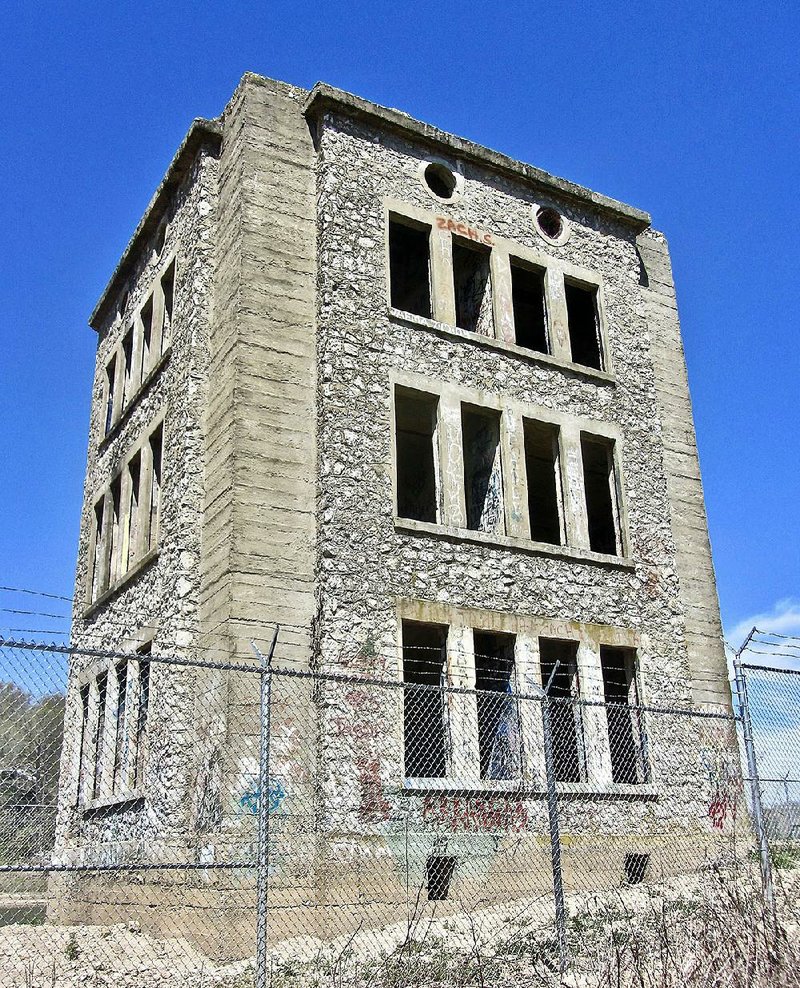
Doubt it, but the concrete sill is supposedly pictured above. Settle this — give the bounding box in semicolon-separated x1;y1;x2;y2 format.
82;791;145;817
400;781;658;802
83;548;159;618
388;307;616;385
395;518;635;570
98;347;172;451
556;783;658;801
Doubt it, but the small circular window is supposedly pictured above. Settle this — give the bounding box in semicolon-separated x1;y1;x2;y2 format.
418;159;463;203
532;204;571;246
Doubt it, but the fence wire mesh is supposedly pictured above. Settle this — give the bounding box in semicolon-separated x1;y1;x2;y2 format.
0;638;797;987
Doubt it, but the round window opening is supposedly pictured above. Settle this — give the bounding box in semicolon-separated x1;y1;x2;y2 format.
424;162;457;200
536;207;564;240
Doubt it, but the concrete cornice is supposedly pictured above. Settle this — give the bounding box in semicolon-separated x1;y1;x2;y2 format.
90;118;223;331
303;83;651;233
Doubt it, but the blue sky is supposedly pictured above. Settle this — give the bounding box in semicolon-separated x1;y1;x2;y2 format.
0;1;797;650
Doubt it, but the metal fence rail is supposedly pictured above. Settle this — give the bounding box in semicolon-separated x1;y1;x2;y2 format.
0;634;797;987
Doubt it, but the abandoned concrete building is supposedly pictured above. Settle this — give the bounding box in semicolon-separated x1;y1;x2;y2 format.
53;73;737;949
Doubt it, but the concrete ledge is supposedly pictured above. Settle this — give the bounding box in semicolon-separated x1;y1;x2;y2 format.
305;82;651;232
388;308;617;384
395;518;636;570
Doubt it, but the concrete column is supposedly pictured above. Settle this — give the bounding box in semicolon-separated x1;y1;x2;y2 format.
502;407;530;539
560;423;589;549
430;226;456;326
516;633;545;786
447;623;479;785
439;391;466;528
490;248;515;344
546;268;571;361
151;282;165;361
577;641;613;787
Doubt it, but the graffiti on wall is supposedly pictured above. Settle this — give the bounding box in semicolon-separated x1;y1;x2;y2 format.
701;747;740;829
423;794;529;833
237;775;287;817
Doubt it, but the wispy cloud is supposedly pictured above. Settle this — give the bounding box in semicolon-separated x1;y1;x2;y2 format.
727;598;800;650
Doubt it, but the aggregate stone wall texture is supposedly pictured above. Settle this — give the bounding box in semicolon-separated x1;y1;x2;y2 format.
51;72;737;952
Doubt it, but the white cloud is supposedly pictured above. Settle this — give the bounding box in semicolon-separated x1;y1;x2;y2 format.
727;598;800;656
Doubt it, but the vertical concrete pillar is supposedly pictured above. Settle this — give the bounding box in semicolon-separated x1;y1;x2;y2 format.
447;623;479;784
546;268;571;361
431;227;456;326
439;391;466;528
111;343;125;425
151;280;165;361
577;641;612;786
491;248;515;344
502;408;530;539
560;424;590;549
516;633;545;786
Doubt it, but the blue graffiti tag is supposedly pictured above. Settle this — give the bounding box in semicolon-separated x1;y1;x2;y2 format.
238;776;286;816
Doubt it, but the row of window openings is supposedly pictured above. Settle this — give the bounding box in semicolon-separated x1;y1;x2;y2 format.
76;646;150;805
89;424;163;602
396;389;623;556
402;622;647;786
104;260;175;436
389;217;604;371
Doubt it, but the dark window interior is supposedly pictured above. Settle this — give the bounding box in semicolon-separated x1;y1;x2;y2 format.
565;282;602;369
161;262;175;332
462;407;504;534
511;260;548;353
524;421;562;545
474;631;519;780
539;639;584;783
426;855;457;900
105;357;116;434
389;219;432;318
624;852;649;885
403;621;448;778
453;238;492;335
601;646;645;784
581;436;619;555
395;389;438;523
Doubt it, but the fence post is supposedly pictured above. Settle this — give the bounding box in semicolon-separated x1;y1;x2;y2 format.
539;667;568;972
252;627;279;988
733;627;775;919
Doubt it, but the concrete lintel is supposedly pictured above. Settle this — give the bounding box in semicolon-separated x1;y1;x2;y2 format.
89;118;224;331
304;82;652;233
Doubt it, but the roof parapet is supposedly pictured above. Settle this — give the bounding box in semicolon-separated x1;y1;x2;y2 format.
303;83;651;233
90;117;223;331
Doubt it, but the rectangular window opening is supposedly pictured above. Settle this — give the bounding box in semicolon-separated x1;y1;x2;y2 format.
474;631;520;781
141;296;154;378
125;453;141;571
462;406;504;535
161;261;175;349
402;621;448;778
601;647;646;784
389;218;432;318
511;260;548;353
539;639;585;783
134;644;151;788
76;684;90;806
104;356;117;435
426;855;457;901
112;662;128;794
452;238;492;335
395;388;439;523
92;672;108;799
148;425;163;551
108;476;122;585
121;327;135;405
565;281;603;370
581;435;621;555
90;498;105;600
524;420;563;545
624;852;649;885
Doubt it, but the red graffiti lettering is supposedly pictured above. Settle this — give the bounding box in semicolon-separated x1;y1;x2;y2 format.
423;795;528;832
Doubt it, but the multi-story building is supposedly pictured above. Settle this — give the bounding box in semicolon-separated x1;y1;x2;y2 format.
53;73;736;951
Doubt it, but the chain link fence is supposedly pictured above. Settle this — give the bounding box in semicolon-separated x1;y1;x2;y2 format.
0;635;797;986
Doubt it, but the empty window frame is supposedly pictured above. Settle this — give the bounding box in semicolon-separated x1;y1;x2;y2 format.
524;420;563;545
92;671;108;799
123;453;142;571
395;388;440;523
462;406;505;535
160;260;175;350
473;631;521;780
147;424;163;552
600;647;647;784
565;280;603;370
452;237;493;335
108;475;122;586
104;355;117;435
510;259;548;353
140;295;154;379
402;621;449;778
389;217;432;318
539;639;585;783
90;498;107;600
133;644;151;788
76;683;91;806
111;661;129;794
121;326;136;405
581;435;622;556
